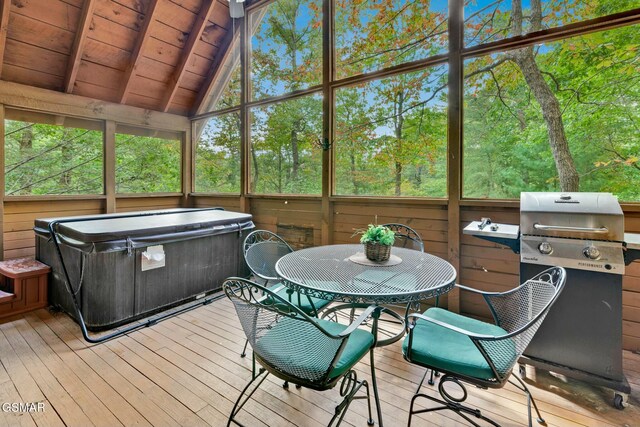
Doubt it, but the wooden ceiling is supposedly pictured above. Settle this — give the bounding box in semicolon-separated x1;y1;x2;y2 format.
0;0;237;117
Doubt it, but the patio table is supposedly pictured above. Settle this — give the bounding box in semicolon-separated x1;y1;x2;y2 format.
275;243;457;426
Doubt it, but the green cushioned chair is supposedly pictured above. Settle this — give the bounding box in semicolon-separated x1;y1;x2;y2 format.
403;267;566;427
240;230;332;357
224;278;378;427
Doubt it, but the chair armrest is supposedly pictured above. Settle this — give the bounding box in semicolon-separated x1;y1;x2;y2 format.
338;305;378;338
455;284;502;297
407;312;503;340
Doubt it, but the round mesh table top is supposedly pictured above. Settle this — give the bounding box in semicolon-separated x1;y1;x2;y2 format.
275;244;457;304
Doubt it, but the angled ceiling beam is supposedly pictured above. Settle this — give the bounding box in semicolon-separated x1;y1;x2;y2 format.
64;0;96;93
0;0;11;76
191;20;239;116
119;0;159;104
161;0;217;112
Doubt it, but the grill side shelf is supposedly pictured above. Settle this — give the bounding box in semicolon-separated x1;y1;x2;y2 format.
463;221;520;254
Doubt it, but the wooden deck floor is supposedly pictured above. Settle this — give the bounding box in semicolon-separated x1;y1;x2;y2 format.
1;298;639;427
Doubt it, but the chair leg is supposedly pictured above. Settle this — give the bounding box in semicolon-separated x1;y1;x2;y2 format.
408;374;501;427
240;339;249;358
228;368;269;427
366;348;384;426
509;374;546;426
329;370;374;427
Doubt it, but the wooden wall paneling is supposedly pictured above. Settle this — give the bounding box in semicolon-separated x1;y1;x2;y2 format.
64;0;97;93
115;196;183;212
0;104;5;260
161;0;217;112
88;14;137;51
3;199;104;260
75;62;122;91
82;39;131;70
7;13;74;55
72;80;121;103
9;0;80;32
125;93;162;111
0;81;190;131
105;120;116;213
119;0;159;103
4;39;68;78
190;195;242;211
1;65;62;91
0;0;10;74
177;71;205;92
93;0;145;31
192;19;239;115
249;198;322;246
135;56;175;83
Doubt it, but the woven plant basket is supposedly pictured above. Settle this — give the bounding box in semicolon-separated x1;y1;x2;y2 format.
364;242;391;262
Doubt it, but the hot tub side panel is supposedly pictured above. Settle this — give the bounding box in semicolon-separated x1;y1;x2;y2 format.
134;231;244;315
36;234;136;329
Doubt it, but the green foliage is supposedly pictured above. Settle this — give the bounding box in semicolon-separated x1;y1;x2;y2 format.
358;224;395;246
115;132;181;193
4;118;103;195
463;22;640;200
195;112;241;193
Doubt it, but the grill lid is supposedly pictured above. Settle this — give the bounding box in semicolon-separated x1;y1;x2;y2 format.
520;192;624;242
521;192;622;215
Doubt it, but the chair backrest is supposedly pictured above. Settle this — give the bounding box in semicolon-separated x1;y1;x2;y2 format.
474;266;566;382
382;223;424;252
243;230;293;281
223;278;348;385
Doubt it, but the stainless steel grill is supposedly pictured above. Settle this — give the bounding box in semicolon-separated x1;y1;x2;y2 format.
464;192;638;409
520;192;625;274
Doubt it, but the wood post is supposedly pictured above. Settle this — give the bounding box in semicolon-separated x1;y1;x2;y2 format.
446;0;463;313
104;120;116;213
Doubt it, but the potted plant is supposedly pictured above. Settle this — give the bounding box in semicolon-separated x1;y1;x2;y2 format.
359;224;395;262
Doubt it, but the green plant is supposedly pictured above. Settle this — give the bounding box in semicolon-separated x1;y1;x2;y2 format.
358;224;395;246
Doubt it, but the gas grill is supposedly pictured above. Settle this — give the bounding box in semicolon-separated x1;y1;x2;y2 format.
464;192;640;408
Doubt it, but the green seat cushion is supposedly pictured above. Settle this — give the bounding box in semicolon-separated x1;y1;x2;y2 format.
402;308;514;380
257;317;374;381
269;283;331;315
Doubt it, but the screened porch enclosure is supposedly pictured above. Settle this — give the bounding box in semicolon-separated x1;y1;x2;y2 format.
0;0;639;425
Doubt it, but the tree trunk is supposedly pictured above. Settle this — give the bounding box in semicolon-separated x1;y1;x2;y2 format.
510;0;579;192
350;148;359;195
512;49;579;192
394;90;405;196
250;143;259;193
19;126;33;194
290;122;300;184
59;130;72;188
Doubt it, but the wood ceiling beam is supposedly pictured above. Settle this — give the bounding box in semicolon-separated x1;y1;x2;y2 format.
64;0;96;93
119;0;159;104
161;0;217;112
0;0;11;76
191;21;238;116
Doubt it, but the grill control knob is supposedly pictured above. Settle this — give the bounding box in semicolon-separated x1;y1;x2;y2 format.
538;242;553;255
583;246;600;260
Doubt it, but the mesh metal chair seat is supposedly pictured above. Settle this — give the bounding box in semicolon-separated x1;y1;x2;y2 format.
224;278;378;427
241;230;332;357
403;266;566;427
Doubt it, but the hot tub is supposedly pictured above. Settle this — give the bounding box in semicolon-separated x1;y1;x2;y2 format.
35;208;254;331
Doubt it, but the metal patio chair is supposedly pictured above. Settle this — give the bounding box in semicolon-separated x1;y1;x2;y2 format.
224;278;378;427
403;266;566;427
382;223;424;252
370;224;436;347
240;229;331;357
